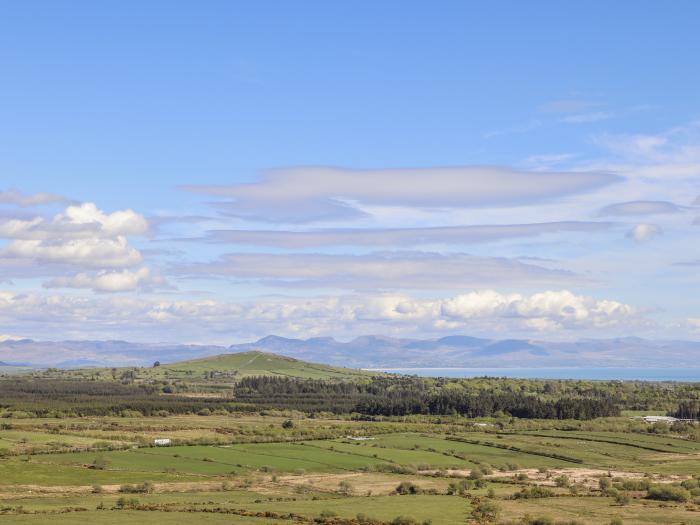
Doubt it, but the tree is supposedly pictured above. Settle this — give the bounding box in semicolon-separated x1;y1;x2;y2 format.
153;361;161;367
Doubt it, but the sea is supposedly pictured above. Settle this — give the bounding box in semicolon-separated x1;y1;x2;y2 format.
365;367;700;382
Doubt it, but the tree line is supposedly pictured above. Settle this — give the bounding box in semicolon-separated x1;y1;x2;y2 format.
234;376;620;419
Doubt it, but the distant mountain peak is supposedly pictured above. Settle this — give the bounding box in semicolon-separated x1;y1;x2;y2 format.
2;334;700;369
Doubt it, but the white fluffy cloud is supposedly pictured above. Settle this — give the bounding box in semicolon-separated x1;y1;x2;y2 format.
5;237;142;267
0;289;641;341
43;268;168;293
0;203;147;269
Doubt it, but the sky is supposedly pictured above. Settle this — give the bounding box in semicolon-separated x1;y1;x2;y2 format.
1;1;700;344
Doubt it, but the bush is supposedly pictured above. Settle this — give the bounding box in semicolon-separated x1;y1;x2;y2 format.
681;478;700;490
614;492;630;505
468;469;484;480
511;486;555;499
282;419;295;429
119;481;155;494
395;481;420;495
554;475;570;487
646;485;690;502
391;516;417;525
618;478;650;491
470;499;500;523
115;496;139;509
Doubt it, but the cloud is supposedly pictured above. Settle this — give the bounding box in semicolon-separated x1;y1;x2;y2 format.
598;200;683;217
0;203;148;240
0;288;641;341
0;334;24;342
561;112;613;124
182;166;620;223
43;268;169;293
594;121;700;163
0;190;67;207
198;221;612;249
55;203;148;237
0;202;147;269
174;251;580;290
4;237;142;268
626;223;662;242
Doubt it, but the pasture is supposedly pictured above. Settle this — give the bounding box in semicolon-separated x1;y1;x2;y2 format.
2;414;700;524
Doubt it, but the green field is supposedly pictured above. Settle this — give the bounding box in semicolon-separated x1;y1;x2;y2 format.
1;358;699;524
2;418;700;524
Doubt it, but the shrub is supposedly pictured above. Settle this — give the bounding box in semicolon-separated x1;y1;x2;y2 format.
468;469;484;480
554;475;570;487
681;478;700;490
470;499;500;523
511;486;555;499
395;481;420;495
391;517;417;525
646;485;690;502
619;478;650;491
115;496;139;509
119;481;154;494
614;492;630;505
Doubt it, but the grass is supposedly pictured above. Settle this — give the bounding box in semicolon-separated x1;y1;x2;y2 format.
2;414;700;524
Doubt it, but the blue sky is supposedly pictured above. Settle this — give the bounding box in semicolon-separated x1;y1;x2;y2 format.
1;1;700;343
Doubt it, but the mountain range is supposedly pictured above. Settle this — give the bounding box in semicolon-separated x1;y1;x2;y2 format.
1;334;699;369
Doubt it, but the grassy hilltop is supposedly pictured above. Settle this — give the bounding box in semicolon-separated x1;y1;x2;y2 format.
39;350;374;384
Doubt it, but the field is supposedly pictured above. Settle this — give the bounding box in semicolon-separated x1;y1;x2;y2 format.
1;354;699;524
2;412;700;524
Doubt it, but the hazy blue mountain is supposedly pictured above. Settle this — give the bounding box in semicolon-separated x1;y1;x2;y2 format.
1;334;700;369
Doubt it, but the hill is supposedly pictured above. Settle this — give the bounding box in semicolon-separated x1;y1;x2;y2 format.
151;350;372;380
42;350;373;383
